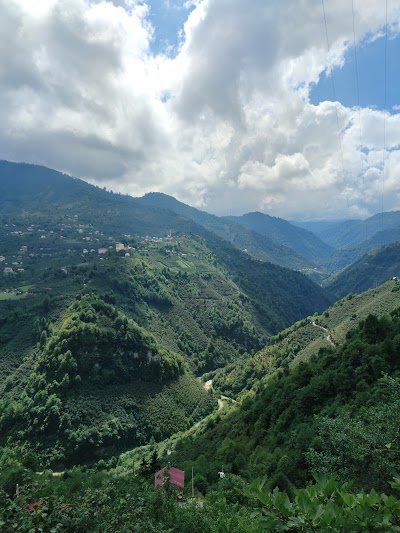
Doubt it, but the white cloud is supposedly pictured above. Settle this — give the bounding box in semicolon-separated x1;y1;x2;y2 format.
0;0;400;219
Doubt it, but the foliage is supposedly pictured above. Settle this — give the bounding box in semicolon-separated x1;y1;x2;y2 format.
171;308;400;493
212;280;400;396
244;474;400;532
307;375;400;488
0;468;254;533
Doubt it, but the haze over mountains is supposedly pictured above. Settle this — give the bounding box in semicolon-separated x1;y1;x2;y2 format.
225;211;334;261
2;160;400;283
136;190;400;280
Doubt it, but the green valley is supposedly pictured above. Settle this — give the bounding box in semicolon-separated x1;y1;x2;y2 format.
1;161;400;531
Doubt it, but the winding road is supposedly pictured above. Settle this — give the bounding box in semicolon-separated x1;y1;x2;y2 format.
312;321;335;347
203;380;237;410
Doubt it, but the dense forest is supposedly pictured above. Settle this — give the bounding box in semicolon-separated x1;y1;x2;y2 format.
2;309;400;530
1;162;400;531
170;309;400;494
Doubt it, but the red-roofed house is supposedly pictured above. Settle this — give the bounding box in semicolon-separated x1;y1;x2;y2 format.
154;467;185;489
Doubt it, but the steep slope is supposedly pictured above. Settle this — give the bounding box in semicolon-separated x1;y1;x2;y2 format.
0;227;331;464
169;302;400;494
326;242;400;299
0;293;213;465
0;219;332;380
226;211;334;261
323;229;400;274
0;162;333;465
212;279;400;396
136;192;316;270
0;160;202;238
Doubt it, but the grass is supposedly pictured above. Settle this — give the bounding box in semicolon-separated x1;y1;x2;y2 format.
175;259;193;269
0;291;30;301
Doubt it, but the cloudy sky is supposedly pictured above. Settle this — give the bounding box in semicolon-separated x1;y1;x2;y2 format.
1;0;400;220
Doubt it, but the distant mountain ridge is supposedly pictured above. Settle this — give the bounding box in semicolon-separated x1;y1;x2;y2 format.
317;211;400;249
323;228;400;274
0;160;211;239
325;242;400;298
136;192;318;270
226;211;334;261
2;160;400;283
0;162;315;271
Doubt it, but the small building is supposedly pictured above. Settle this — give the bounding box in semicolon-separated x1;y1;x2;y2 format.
4;267;14;273
20;246;28;252
98;248;108;254
0;256;5;262
125;252;130;257
116;243;125;252
83;249;89;254
155;467;185;489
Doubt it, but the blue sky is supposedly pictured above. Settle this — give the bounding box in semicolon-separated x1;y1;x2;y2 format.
310;33;400;112
146;0;195;55
146;1;400;114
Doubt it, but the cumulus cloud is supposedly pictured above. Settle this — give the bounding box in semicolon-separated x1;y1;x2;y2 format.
0;0;400;219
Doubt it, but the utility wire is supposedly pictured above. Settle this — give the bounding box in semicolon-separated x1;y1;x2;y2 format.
351;0;366;220
381;0;388;244
321;0;350;218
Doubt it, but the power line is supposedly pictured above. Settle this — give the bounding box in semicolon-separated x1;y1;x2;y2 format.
381;0;388;243
321;0;350;218
351;0;366;218
381;0;387;213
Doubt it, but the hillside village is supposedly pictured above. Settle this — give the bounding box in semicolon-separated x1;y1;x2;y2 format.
0;215;193;301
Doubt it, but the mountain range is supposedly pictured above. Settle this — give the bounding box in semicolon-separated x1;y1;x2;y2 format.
0;160;333;465
1;160;400;530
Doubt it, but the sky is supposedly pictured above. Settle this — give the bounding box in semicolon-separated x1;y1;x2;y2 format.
1;0;400;220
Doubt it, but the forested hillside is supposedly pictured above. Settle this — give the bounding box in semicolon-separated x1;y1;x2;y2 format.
169;304;400;495
326;242;400;298
226;211;333;261
3;295;400;531
137;192;316;270
2;161;400;532
211;279;400;395
317;211;400;249
322;230;400;275
0;162;333;467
